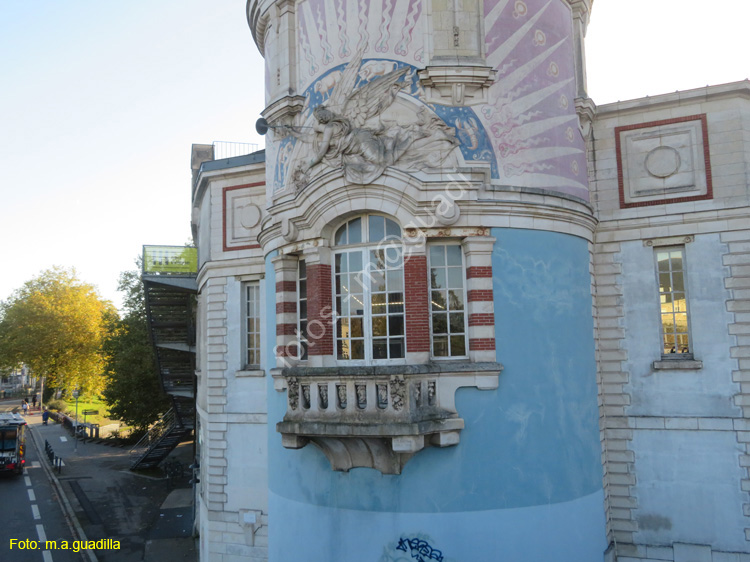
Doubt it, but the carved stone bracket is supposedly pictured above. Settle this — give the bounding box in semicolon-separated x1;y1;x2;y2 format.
418;66;498;106
273;362;502;474
261;95;307;128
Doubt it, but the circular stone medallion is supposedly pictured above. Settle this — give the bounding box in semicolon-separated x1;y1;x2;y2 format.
645;146;681;178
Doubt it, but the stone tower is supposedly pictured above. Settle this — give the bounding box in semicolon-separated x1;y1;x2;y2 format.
246;0;604;559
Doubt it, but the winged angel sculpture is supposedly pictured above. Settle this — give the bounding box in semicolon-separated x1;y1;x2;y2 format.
289;51;460;188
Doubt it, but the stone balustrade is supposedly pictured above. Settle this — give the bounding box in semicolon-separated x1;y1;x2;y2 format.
273;362;501;473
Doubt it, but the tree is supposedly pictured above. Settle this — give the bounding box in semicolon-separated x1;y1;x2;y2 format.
0;267;116;394
102;265;169;433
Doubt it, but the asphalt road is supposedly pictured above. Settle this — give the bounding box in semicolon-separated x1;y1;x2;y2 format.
0;408;84;562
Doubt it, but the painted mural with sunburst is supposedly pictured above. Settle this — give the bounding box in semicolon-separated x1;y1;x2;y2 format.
269;0;587;200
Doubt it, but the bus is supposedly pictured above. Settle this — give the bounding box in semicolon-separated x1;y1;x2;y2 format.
0;413;27;475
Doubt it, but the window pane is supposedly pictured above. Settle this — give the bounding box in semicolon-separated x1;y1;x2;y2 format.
369;215;385;242
432;313;448;334
371;271;386;292
349;273;363;294
387;270;403;292
298;259;306;278
446;245;462;266
385;246;402;268
659;273;671;292
433;336;448;357
389;315;404;336
449;312;465;333
431;290;447;311
348;218;362;244
337;318;349;338
338;339;349;360
431;268;446;289
349;251;363;273
388;292;404;314
373;339;388;359
448;289;464;311
389;338;405;359
351;339;365;359
447;267;463;289
336;253;347;273
371;250;385;270
657;252;670;272
430;245;445;266
335;224;347;246
372;316;387;337
450;335;466;356
385;218;401;239
351;317;363;338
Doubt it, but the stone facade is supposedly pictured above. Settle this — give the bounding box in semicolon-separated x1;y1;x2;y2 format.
185;1;750;560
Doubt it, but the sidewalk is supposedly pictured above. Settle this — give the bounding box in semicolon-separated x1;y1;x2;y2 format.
24;407;197;562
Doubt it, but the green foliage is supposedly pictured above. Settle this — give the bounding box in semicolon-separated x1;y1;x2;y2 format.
102;265;169;433
0;267;116;394
46;399;67;412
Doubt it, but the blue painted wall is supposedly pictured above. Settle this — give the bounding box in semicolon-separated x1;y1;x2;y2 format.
265;229;605;560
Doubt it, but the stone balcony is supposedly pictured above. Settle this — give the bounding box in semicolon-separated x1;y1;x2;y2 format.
273;362;502;474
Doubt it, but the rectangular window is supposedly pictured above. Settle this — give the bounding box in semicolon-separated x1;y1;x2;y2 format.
656;247;691;357
428;244;467;358
244;282;261;368
298;260;308;361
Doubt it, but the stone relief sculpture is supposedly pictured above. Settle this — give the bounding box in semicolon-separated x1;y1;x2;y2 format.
287;49;460;188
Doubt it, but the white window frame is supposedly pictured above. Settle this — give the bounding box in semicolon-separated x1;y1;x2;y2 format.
332;215;406;366
243;281;261;369
427;242;469;360
654;245;693;359
297;259;308;361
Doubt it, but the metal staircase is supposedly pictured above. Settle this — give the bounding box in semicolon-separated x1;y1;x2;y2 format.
130;246;198;471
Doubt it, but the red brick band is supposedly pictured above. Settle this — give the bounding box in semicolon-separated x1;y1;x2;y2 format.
469;338;496;351
468;313;495;326
276;323;298;336
467;289;494;302
306;264;334;356
276;281;296;293
466;266;492;279
404;255;430;352
276;301;298;314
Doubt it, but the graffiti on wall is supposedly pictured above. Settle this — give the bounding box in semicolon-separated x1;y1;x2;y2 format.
381;535;453;562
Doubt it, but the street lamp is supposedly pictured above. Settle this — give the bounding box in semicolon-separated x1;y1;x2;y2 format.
73;389;80;452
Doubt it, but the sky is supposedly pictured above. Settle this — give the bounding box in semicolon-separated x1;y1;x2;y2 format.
1;0;748;311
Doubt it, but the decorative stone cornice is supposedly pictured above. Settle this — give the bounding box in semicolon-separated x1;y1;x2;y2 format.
261;95;307;128
418;65;497;106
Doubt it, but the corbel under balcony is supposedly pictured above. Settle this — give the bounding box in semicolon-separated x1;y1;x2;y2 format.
273;362;502;474
261;95;307;128
418;66;497;106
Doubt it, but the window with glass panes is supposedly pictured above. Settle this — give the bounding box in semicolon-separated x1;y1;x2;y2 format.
656;247;691;356
333;215;404;363
244;282;261;368
298;260;308;360
428;244;467;357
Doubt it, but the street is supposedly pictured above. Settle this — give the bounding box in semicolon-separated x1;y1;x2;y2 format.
1;404;84;562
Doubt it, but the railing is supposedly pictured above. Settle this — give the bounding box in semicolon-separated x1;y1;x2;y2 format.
142;246;198;275
212;141;259;160
129;408;177;464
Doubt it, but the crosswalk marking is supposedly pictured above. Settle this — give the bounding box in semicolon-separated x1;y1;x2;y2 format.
59;436;67;443
28;489;36;502
42;550;53;562
24;475;31;487
31;504;40;520
36;524;47;542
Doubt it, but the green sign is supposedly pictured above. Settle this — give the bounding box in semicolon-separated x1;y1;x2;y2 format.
143;246;198;274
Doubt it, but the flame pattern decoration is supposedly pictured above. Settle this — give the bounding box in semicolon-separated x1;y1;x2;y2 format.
281;0;587;199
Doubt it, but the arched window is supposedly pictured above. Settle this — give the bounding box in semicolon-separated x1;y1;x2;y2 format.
333;215;404;363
